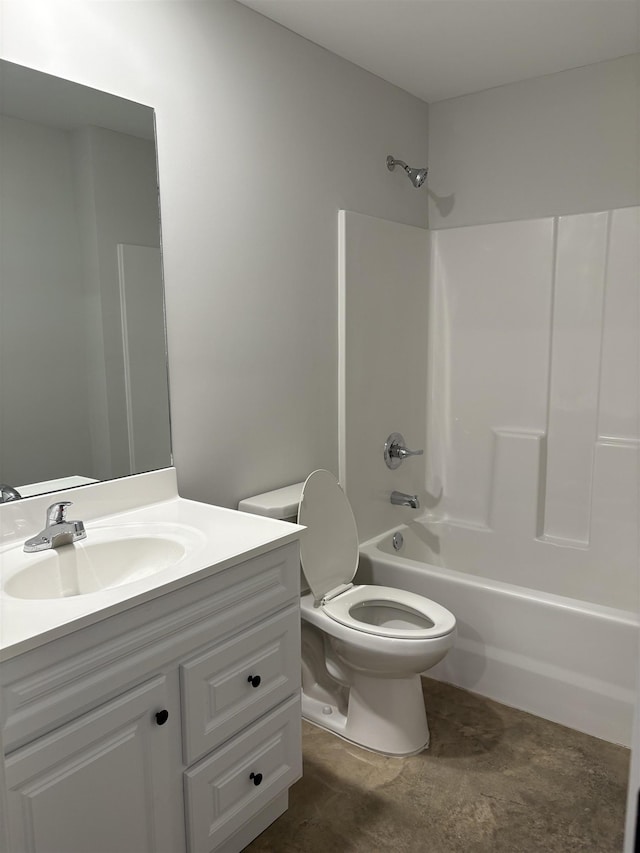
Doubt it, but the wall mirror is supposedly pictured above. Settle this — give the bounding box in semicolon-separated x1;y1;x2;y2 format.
0;60;171;499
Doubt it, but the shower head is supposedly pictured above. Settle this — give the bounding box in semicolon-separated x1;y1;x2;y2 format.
386;155;428;188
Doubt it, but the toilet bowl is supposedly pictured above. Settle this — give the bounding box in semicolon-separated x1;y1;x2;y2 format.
239;469;456;756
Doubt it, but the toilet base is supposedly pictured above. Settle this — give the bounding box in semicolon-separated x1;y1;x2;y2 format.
301;671;430;756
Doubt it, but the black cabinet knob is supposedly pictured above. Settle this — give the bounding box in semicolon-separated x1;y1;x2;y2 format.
249;772;263;786
155;709;169;726
247;674;261;688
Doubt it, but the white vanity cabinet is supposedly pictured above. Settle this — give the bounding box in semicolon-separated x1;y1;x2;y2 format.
0;541;302;853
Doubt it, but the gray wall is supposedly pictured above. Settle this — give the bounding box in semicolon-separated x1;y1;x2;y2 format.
428;54;640;229
0;112;163;489
0;0;429;507
0;114;94;485
75;126;162;480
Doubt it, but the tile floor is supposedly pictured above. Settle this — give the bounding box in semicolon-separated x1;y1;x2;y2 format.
245;678;630;853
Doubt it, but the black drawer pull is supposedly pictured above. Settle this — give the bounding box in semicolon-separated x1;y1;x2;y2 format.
155;709;169;726
249;772;263;786
247;674;261;688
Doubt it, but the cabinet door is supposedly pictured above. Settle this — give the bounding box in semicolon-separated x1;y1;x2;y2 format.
5;676;176;853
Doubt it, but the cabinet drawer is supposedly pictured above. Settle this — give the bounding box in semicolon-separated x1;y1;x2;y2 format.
181;604;300;763
184;694;302;853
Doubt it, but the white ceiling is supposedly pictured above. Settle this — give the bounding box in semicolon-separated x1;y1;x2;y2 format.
237;0;640;103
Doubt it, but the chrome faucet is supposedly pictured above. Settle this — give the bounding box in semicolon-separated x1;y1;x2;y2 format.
0;483;22;503
24;501;87;553
390;491;420;509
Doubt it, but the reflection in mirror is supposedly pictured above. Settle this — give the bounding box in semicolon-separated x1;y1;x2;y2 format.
0;60;171;499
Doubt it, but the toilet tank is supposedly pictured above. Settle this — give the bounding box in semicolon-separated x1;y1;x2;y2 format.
238;482;305;523
238;482;307;592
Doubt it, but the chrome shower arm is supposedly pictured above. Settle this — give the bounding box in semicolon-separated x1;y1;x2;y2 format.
387;156;409;171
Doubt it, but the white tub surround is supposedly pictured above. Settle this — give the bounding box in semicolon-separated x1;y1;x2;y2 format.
339;205;639;610
339;204;639;609
427;206;639;612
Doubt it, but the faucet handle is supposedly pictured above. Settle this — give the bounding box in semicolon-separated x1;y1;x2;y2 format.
46;501;72;525
0;483;22;503
384;432;424;469
395;446;424;459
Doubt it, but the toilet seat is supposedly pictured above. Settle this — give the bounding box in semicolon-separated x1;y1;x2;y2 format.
298;470;455;641
298;469;359;601
322;584;456;640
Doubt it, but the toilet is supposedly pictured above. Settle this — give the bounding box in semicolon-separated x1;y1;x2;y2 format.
239;469;456;756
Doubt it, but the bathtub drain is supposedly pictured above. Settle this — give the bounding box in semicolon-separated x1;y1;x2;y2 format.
392;532;404;551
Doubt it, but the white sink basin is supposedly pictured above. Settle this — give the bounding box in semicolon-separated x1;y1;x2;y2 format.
1;523;205;600
0;469;305;660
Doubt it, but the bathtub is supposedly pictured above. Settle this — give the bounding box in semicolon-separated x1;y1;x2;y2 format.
358;523;639;747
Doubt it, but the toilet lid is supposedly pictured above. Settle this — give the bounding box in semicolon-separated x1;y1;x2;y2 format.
298;469;359;601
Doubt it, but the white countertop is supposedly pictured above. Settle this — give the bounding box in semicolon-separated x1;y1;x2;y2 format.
0;469;303;661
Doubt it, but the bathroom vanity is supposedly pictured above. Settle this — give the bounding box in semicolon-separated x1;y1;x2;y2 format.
0;470;303;853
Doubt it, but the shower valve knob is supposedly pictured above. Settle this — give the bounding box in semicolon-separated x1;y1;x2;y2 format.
384;432;424;469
